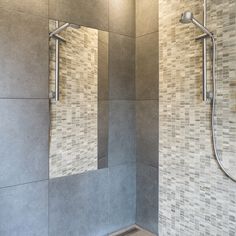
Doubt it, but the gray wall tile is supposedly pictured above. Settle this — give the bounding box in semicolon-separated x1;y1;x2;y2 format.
136;0;159;37
0;100;49;188
109;33;135;100
98;31;109;100
0;181;48;236
0;9;48;98
49;0;108;31
108;101;135;167
136;100;159;167
136;32;159;100
109;0;135;37
136;163;158;234
49;169;109;236
0;0;48;18
98;101;109;164
109;164;136;232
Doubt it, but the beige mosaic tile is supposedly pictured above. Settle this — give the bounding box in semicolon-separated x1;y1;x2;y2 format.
159;0;236;235
49;20;98;178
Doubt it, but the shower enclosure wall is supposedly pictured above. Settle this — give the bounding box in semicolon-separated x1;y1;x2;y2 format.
159;0;236;235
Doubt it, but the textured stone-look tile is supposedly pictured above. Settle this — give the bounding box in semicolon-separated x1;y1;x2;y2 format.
0;0;48;17
136;100;158;167
49;0;108;31
0;181;48;236
0;100;49;188
109;164;136;232
49;169;109;236
136;0;158;37
109;33;135;100
49;23;98;178
109;0;135;37
136;164;158;234
98;31;109;100
159;0;236;235
108;101;135;166
0;9;48;98
136;33;159;99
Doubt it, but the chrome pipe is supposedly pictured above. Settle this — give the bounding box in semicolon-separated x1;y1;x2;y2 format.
52;34;66;42
203;0;207;102
49;23;70;38
55;21;60;101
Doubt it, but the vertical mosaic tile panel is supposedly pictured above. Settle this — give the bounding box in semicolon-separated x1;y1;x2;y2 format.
159;0;236;235
49;20;98;178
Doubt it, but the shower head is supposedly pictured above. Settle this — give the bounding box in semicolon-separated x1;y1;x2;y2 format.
180;11;214;39
180;11;193;24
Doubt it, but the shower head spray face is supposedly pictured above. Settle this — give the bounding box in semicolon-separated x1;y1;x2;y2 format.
180;11;193;24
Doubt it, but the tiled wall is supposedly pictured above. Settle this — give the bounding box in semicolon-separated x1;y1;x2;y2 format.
159;0;236;235
0;0;136;235
135;0;159;234
49;21;98;178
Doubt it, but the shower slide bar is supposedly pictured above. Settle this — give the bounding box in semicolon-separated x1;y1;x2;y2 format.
49;21;80;101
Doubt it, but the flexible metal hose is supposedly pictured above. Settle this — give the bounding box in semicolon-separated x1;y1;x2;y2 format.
211;37;236;182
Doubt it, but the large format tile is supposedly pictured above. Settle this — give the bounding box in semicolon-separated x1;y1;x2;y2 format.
136;33;159;100
0;9;48;98
98;101;109;167
136;164;158;234
49;169;109;236
0;181;48;236
98;31;109;100
108;101;135;167
0;100;49;188
109;33;135;100
109;164;136;232
0;0;48;18
109;0;135;37
136;100;159;167
136;0;159;37
49;0;108;31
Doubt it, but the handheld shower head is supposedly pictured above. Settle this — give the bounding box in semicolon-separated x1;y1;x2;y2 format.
180;11;193;24
180;11;214;39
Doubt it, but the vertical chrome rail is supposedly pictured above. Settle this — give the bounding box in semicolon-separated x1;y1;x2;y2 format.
203;0;207;102
55;21;60;101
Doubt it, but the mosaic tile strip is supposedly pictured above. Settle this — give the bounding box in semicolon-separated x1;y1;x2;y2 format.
49;20;98;178
159;0;236;235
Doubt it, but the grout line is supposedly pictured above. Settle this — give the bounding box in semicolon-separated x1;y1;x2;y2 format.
0;178;49;191
136;30;159;39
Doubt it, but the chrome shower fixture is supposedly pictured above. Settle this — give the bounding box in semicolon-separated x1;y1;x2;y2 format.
179;9;236;182
49;21;81;102
180;11;214;39
49;23;81;40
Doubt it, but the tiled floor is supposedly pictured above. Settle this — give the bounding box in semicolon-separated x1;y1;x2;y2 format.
110;226;156;236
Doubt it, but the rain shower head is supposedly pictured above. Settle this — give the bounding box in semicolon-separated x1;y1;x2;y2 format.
180;11;214;39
